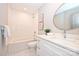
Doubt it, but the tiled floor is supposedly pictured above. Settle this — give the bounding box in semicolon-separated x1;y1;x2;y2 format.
7;42;36;56
13;48;36;56
7;48;36;56
4;41;36;56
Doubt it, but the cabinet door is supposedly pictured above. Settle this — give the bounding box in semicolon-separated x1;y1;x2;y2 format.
37;38;52;56
37;37;79;56
42;39;79;56
37;39;59;56
39;39;60;56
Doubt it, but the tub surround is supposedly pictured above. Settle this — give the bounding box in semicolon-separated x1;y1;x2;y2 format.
36;33;79;56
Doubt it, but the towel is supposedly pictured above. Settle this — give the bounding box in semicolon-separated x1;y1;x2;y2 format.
4;25;11;39
0;25;11;47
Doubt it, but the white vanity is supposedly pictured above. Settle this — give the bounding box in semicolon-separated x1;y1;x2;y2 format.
36;3;79;56
36;34;79;56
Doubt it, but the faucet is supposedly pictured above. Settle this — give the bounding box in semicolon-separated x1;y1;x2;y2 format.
64;30;66;38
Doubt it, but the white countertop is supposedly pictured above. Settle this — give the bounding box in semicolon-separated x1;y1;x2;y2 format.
37;35;79;53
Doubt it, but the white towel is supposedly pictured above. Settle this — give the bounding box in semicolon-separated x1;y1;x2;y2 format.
3;25;11;39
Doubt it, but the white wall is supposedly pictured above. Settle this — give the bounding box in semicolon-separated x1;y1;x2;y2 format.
39;3;63;33
0;3;8;25
39;3;79;37
0;3;8;48
8;7;37;44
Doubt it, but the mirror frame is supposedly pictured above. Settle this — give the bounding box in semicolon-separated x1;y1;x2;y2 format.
53;3;79;31
53;3;67;30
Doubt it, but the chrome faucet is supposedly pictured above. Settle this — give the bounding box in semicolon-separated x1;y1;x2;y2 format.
64;30;66;38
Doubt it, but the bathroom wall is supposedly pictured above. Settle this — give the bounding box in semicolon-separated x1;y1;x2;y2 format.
8;7;38;44
0;3;8;49
39;3;79;35
39;3;63;33
0;3;8;25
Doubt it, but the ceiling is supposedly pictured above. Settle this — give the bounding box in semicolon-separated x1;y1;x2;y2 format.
9;3;46;14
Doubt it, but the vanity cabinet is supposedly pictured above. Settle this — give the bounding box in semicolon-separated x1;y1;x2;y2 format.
36;37;79;56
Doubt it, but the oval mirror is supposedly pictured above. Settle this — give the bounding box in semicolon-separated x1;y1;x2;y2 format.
54;3;79;31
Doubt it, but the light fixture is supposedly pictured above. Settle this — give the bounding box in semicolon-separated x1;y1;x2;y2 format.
24;8;27;11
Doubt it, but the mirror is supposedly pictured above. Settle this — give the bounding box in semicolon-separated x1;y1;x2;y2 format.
54;3;79;31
